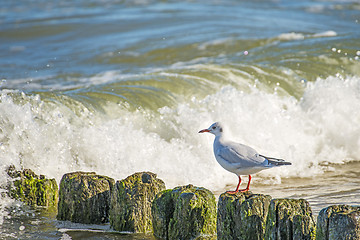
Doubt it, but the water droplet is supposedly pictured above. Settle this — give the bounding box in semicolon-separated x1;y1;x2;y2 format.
19;225;25;231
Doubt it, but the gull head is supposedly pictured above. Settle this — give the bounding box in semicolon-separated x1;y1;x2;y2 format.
198;122;223;136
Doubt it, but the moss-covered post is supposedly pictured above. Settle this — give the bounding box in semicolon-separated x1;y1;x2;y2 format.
265;198;316;240
316;205;360;240
152;184;217;240
57;171;114;224
110;172;166;233
152;189;175;239
7;165;58;207
217;191;271;240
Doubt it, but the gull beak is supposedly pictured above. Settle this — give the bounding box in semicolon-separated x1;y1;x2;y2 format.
198;129;210;133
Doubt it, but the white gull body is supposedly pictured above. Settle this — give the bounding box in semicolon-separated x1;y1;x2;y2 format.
199;122;291;193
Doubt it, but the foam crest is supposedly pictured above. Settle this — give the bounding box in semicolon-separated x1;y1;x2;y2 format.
0;75;359;195
277;30;337;41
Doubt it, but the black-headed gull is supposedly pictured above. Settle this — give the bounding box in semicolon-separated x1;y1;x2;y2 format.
199;122;291;194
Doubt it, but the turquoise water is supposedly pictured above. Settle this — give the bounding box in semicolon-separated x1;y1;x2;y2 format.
1;0;360;238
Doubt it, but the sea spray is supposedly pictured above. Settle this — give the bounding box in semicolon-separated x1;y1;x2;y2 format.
1;75;360;197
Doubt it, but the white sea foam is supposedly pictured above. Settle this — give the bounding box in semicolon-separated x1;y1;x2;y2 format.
277;30;337;41
278;32;305;41
313;30;337;38
0;75;359;200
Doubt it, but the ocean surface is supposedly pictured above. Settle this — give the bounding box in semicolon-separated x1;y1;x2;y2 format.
1;0;360;239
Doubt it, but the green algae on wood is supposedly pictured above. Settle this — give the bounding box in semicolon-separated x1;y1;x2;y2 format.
217;191;271;240
152;189;175;238
265;198;316;240
316;205;360;240
152;184;217;240
7;165;58;207
110;172;166;233
57;171;114;224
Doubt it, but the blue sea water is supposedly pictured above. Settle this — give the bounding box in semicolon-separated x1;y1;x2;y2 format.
0;0;360;238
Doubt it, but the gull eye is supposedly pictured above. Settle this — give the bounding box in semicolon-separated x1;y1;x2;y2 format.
212;126;216;129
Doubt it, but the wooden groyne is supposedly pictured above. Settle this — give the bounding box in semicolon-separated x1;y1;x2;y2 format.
6;167;360;239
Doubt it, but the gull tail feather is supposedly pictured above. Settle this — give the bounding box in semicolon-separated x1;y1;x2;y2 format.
260;154;292;166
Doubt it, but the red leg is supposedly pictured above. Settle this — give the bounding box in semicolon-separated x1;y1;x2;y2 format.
239;175;251;192
226;176;241;194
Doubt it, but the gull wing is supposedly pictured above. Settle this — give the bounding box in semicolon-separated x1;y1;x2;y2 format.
216;141;265;168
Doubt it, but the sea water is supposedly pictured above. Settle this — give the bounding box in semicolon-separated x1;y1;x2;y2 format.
1;0;360;239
